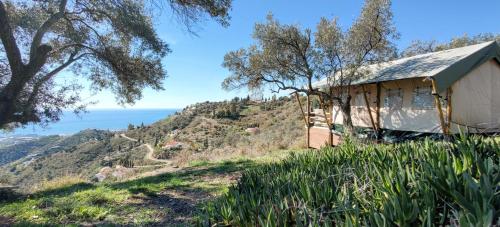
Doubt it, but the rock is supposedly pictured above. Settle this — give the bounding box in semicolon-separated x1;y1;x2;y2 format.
94;166;113;182
100;166;113;174
94;173;107;182
245;127;260;134
111;166;135;179
162;141;183;151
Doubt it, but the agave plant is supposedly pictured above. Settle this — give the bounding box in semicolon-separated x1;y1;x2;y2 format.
200;135;499;226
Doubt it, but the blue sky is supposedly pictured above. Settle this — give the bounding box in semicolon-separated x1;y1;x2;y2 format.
83;0;500;109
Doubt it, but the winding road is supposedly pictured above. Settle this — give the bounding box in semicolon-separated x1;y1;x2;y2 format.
119;133;171;166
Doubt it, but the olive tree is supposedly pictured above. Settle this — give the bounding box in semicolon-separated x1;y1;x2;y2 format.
401;33;500;57
222;0;397;134
0;0;231;129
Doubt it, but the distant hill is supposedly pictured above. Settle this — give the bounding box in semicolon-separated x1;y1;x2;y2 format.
0;136;59;166
0;96;304;190
125;95;304;164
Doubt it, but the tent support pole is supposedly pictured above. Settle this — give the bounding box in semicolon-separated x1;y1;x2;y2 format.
375;83;382;140
362;84;377;133
306;94;311;148
431;79;448;135
446;87;453;134
318;95;333;146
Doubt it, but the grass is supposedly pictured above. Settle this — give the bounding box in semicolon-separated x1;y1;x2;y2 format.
31;175;89;193
0;179;156;225
239;105;261;116
200;136;500;226
0;150;294;225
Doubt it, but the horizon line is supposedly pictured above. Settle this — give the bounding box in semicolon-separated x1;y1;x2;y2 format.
82;107;183;110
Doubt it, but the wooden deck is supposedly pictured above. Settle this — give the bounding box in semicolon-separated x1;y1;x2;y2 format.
295;93;341;149
309;126;341;149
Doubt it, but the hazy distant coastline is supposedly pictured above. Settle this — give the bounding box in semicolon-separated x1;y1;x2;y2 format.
1;109;178;137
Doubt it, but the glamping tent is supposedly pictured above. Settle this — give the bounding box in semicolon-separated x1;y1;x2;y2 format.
307;41;500;148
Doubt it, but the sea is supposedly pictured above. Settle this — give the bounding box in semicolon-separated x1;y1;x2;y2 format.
1;109;178;137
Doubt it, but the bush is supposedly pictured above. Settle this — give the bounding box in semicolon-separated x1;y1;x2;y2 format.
0;187;20;202
200;136;500;226
34;175;89;193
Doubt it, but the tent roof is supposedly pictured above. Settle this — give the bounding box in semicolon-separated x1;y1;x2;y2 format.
313;41;500;93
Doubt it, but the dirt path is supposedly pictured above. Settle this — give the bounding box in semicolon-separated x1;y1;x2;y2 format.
131;164;245;226
115;133;242;225
119;133;138;142
115;133;180;180
143;144;170;164
119;133;171;165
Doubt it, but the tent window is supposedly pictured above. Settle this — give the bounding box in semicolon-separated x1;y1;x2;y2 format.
353;92;371;107
384;88;403;109
353;93;363;107
412;86;434;109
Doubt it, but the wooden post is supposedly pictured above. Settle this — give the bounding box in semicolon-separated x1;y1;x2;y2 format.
446;87;453;134
362;84;377;132
330;98;334;130
375;83;382;139
318;95;333;146
306;94;311;148
431;79;447;135
317;95;331;126
294;92;309;126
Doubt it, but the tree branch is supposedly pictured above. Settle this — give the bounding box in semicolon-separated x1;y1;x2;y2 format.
63;16;107;48
26;52;88;109
0;1;23;74
260;75;311;95
29;0;68;65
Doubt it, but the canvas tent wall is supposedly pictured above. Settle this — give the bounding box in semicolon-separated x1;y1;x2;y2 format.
312;41;500;135
331;78;444;133
450;59;500;133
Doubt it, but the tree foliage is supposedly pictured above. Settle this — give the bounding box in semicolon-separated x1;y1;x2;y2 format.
0;0;232;129
401;33;500;57
222;0;398;133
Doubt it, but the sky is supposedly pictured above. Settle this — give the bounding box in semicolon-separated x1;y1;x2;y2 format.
81;0;500;109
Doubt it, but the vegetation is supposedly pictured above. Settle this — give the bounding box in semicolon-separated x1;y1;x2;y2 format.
401;33;500;57
0;0;232;129
0;151;291;225
0;96;304;190
0;129;156;189
125;95;304;165
201;136;500;226
221;0;398;134
0;135;59;166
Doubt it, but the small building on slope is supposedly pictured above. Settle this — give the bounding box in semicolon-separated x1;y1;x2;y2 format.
308;41;500;148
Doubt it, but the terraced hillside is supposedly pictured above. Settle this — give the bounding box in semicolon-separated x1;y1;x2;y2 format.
0;96;304;191
123;96;304;166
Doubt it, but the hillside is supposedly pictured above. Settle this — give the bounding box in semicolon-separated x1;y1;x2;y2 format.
0;96;304;190
0;136;60;166
125;95;304;165
0;151;294;225
0;130;157;189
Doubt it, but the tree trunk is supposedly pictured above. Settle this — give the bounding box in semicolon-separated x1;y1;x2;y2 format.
0;69;38;128
0;73;24;127
340;96;355;136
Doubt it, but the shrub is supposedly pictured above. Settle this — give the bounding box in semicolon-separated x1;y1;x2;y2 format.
0;187;20;202
200;136;500;226
34;175;89;193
